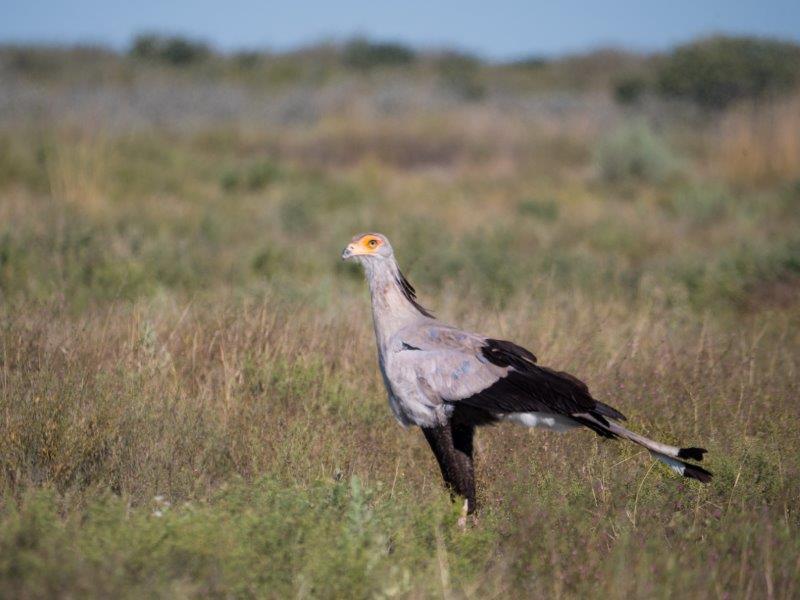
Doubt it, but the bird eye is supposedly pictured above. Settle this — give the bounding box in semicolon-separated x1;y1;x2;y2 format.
368;239;378;248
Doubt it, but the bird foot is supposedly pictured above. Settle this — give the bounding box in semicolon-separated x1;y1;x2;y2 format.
456;499;478;530
457;514;479;529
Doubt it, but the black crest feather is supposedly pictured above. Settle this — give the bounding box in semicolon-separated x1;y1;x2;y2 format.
396;270;434;317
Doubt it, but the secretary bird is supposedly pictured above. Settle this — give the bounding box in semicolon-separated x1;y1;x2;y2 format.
342;233;712;518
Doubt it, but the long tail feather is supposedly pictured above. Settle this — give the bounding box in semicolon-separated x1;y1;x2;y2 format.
583;417;713;483
650;451;713;483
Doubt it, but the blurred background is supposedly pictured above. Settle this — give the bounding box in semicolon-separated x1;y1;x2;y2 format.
1;2;799;598
0;0;799;307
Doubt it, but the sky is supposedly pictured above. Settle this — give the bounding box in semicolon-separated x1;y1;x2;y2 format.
1;0;799;60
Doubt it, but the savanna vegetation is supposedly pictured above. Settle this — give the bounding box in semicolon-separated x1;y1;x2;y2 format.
0;34;799;598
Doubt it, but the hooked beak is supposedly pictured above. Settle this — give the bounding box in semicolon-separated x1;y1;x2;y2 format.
341;244;356;260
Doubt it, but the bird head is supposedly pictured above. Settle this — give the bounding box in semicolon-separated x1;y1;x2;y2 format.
341;233;393;262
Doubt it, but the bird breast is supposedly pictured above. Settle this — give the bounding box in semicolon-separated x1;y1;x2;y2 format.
379;348;444;428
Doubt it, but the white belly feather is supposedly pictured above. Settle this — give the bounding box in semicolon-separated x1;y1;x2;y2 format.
502;412;579;432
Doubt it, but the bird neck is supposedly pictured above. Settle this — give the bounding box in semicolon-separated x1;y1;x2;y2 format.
363;258;431;350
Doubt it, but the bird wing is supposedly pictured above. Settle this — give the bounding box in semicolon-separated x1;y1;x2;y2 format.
391;323;626;424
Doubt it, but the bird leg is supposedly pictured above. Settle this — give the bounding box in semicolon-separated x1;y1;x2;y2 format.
421;423;476;516
451;421;477;515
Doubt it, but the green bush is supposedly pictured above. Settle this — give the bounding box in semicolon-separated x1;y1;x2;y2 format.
437;51;486;101
666;183;733;225
6;48;60;76
342;38;415;70
279;198;314;234
613;74;647;105
517;198;559;221
129;34;211;66
595;120;682;184
509;55;548;69
245;162;279;191
656;36;800;109
219;161;281;192
233;51;263;69
676;235;800;307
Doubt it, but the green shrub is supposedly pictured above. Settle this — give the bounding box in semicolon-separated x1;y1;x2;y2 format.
219;169;239;192
437;51;486;101
656;36;800;109
6;48;60;76
219;161;280;192
252;245;291;277
675;235;800;307
233;51;263;69
129;34;211;66
613;74;647;105
458;228;532;305
595;120;682;184
666;183;733;225
517;198;560;221
279;198;314;233
509;55;548;69
245;162;279;191
342;38;415;70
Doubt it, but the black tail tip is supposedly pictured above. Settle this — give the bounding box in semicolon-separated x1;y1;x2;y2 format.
678;447;708;462
683;463;713;483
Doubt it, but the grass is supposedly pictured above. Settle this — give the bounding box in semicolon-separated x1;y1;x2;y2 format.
1;295;797;598
711;92;800;186
0;54;799;598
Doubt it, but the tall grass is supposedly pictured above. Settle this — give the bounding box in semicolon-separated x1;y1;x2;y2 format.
712;91;800;185
1;289;798;597
0;67;798;597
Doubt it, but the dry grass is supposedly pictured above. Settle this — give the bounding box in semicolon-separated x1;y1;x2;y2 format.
0;64;799;597
1;290;798;598
711;91;800;186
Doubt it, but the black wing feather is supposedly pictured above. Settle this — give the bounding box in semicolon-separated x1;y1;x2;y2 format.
451;338;627;425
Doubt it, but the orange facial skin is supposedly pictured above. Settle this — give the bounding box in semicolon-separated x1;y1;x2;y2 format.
357;235;382;253
342;233;391;260
344;234;383;257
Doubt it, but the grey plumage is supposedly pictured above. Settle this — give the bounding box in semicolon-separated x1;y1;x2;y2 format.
342;233;712;515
